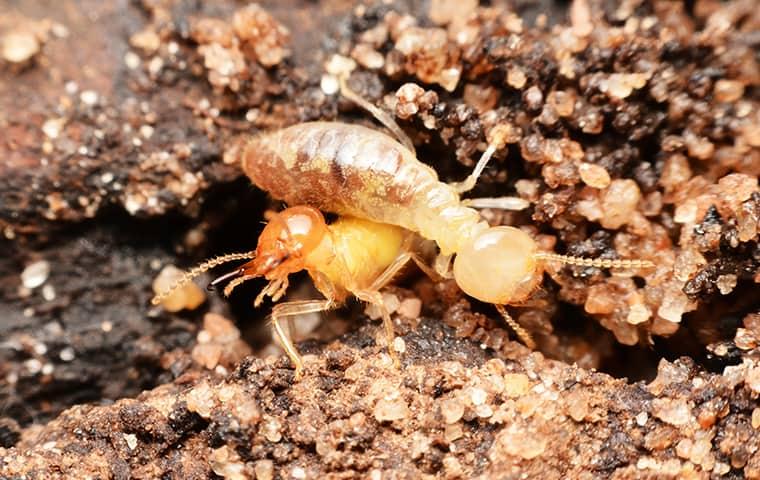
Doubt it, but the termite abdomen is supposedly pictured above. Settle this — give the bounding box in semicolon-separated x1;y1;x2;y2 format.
240;122;485;255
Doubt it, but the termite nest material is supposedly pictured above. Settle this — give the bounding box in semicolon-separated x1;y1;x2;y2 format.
316;0;759;356
2;3;759;467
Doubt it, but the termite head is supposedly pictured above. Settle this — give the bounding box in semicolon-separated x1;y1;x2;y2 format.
206;206;329;305
241;206;329;280
452;226;542;305
152;206;329;308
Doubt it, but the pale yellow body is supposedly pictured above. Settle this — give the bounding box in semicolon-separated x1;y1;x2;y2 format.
305;216;407;303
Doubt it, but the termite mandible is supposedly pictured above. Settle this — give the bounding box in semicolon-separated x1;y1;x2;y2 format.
152;78;654;380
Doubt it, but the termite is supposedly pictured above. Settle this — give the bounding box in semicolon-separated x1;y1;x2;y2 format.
152;80;654;379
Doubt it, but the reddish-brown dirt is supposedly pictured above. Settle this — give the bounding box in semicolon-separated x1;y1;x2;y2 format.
1;0;758;478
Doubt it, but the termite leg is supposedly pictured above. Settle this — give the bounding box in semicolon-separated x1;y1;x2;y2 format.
338;75;416;154
287;317;297;345
351;245;425;368
434;253;454;279
451;142;499;193
461;196;530;211
354;289;400;368
271;299;336;380
410;254;444;282
495;305;536;349
452;126;512;194
373;237;441;286
223;274;257;297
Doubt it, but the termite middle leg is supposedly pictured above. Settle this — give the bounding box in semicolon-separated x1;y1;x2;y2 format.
372;248;441;289
271;299;336;380
351;244;430;368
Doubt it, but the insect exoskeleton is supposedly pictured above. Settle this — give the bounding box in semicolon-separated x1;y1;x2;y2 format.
236;120;654;353
154;98;653;379
152;204;422;379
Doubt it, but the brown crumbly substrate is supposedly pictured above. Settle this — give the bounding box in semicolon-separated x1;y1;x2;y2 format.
3;318;760;479
1;0;759;477
330;0;759;350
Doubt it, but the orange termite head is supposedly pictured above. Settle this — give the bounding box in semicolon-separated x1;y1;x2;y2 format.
244;205;329;279
206;206;329;305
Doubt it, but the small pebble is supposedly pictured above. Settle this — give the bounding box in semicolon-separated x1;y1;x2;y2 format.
320;74;339;95
42;118;65;139
351;43;384;69
210;446;247;480
393;337;406;354
503;373;531;397
124;51;140;69
255;460;274;480
374;397;410;422
440;397;465;424
59;347;75;362
41;284;56;301
475;404;493;418
292;467;306;479
578;163;611;189
80;90;99;106
428;0;478;25
21;260;50;289
713;79;744;103
152;265;206;312
397;298;422;318
1;30;40;63
124;433;138;450
262;417;283;442
651;398;691;426
600;179;641;229
602;73;649;99
325;54;356;77
185;381;215;419
506;67;527;89
635;411;648;426
469;387;487;406
130;28;161;54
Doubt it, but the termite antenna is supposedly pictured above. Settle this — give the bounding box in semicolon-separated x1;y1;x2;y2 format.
534;252;655;270
338;75;416;155
495;305;536;349
150;251;254;306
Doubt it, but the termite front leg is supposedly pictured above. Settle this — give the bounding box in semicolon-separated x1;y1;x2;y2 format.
451;125;511;194
451;142;499;194
271;299;336;380
338;75;416;154
372;237;442;287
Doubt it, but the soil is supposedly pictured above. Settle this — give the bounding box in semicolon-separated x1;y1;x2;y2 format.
0;0;758;478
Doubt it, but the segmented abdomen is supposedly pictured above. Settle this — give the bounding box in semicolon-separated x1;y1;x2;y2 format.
240;121;485;255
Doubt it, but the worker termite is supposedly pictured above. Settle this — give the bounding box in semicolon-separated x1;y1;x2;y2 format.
152;83;654;379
